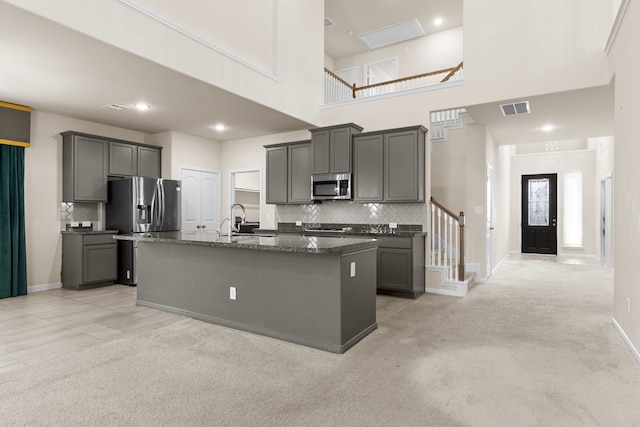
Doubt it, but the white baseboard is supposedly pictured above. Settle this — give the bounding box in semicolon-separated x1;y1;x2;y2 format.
425;287;461;297
611;318;640;364
28;282;62;293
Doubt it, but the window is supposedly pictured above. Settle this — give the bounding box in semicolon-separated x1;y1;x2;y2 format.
563;171;582;246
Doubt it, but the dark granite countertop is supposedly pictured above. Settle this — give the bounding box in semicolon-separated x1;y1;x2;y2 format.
61;229;119;235
113;231;378;254
276;223;426;238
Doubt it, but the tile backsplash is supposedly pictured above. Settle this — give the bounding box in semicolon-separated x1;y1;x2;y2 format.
276;201;427;226
60;202;101;230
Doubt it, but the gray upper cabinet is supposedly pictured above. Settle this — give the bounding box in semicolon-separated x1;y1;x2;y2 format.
137;146;161;178
384;126;426;202
62;132;108;202
353;133;384;202
288;142;312;203
266;141;311;204
109;141;161;178
353;126;426;203
265;146;288;204
310;123;363;174
109;141;137;176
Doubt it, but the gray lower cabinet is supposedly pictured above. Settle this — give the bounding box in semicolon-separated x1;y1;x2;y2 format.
377;235;425;298
266;141;311;204
62;133;108;202
62;233;117;290
310;123;363;174
353;125;427;203
109;141;161;178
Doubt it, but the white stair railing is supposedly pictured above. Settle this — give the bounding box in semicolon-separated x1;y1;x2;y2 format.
430;197;465;281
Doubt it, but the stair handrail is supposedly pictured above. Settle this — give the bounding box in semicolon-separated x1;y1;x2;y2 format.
324;62;464;102
440;61;464;83
430;197;465;281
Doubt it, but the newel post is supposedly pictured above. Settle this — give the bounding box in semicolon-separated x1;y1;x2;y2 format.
458;211;465;281
352;83;357;99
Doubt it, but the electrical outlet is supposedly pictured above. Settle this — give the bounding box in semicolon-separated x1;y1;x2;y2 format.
295;220;302;226
230;287;236;301
627;297;631;315
126;270;130;280
350;262;356;277
389;222;398;229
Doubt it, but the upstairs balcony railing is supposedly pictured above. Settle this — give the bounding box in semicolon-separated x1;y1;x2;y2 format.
325;61;463;104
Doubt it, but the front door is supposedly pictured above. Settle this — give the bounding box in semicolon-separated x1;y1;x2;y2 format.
521;173;557;254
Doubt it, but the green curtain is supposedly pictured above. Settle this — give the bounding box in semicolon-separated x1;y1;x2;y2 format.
0;144;27;298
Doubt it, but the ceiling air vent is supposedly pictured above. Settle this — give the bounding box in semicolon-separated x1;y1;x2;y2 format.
359;18;425;50
500;101;530;116
324;17;335;28
101;103;130;111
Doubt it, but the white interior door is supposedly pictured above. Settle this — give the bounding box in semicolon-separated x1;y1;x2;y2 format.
336;66;358;86
601;176;613;267
181;169;220;233
486;164;493;278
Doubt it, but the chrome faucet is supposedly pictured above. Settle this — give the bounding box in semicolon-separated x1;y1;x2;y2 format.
229;203;246;238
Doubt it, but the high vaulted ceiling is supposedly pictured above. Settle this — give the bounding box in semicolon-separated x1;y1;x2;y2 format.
0;1;613;146
324;0;463;59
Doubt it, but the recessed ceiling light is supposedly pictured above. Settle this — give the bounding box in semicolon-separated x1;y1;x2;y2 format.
434;17;443;26
542;124;554;132
135;103;150;111
214;124;226;131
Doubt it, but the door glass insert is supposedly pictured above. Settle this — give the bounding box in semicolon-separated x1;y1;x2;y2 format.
528;178;549;226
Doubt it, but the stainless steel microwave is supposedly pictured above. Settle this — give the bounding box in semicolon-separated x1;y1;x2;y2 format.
311;173;352;200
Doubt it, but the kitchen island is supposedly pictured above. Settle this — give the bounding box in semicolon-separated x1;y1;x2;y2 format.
114;232;378;353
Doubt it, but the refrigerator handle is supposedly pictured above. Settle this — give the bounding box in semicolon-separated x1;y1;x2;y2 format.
159;179;165;226
151;181;158;227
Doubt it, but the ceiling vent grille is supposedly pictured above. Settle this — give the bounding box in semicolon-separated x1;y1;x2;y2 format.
101;103;130;111
358;18;425;50
500;101;530;116
324;17;335;28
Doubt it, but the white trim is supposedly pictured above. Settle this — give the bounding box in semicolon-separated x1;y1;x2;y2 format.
28;282;62;293
611;318;640;364
118;0;279;80
425;287;460;297
321;79;465;108
364;57;399;85
604;0;631;55
229;168;263;226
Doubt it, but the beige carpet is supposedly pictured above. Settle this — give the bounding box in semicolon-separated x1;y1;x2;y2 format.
2;254;640;426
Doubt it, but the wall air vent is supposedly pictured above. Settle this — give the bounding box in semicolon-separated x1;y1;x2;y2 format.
101;103;131;111
500;101;530;116
358;18;425;50
324;17;335;28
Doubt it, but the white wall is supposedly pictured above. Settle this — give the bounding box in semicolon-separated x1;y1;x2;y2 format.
608;0;640;355
220;130;311;229
463;0;612;105
331;27;463;86
25;110;147;288
510;149;598;256
5;0;325;126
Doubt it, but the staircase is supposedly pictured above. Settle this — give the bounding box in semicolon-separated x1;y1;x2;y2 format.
430;108;468;142
426;197;476;297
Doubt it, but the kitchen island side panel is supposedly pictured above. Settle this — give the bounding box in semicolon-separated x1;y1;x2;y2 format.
135;241;377;353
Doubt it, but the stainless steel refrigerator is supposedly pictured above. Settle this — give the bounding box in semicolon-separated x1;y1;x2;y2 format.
106;176;181;285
